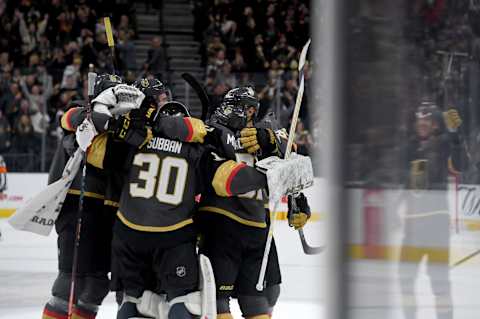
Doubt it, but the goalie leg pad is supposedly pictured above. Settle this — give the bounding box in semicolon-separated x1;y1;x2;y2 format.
122;291;165;319
237;294;270;318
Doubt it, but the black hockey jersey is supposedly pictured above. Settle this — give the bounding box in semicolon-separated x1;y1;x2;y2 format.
198;122;274;228
403;132;468;214
87;133;267;232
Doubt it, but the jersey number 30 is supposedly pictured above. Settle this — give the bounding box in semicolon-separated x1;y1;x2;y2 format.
130;153;188;205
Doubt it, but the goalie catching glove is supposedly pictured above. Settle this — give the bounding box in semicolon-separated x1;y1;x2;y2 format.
287;193;311;230
239;127;277;154
92;84;145;116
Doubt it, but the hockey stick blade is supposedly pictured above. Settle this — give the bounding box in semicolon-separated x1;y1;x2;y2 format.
298;229;324;255
181;73;211;120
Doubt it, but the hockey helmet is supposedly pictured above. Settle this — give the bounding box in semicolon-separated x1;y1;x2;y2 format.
133;78;167;97
93;73;123;98
159;101;191;117
213;87;259;130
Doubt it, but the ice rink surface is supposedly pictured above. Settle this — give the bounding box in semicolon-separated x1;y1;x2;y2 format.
0;219;324;318
2;218;480;318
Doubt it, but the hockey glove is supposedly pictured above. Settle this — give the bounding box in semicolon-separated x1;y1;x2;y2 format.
287;193;311;230
443;108;462;133
239;127;277;155
109;114;152;148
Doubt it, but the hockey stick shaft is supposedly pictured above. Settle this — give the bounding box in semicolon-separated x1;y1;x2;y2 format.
67;72;96;318
181;73;211;120
104;17;118;75
256;39;311;291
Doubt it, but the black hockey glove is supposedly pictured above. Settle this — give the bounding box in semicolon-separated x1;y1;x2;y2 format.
109;114;152;148
287;193;311;230
239;127;277;155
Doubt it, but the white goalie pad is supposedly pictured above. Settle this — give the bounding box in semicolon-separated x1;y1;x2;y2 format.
129;254;217;319
134;290;164;319
169;254;216;318
199;254;216;318
8;149;83;236
256;153;314;204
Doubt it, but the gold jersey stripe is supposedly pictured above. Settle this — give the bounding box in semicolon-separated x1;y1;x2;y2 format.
104;200;119;207
117;211;193;232
198;206;267;228
67;189;105;200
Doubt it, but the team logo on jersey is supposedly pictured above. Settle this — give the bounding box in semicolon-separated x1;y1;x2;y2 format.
176;266;186;277
141;78;149;88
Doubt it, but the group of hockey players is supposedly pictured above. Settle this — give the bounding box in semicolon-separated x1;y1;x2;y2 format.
41;73;312;319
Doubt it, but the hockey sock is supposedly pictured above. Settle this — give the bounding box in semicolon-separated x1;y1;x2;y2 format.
245;315;270;319
217;313;234;319
168;303;193;319
72;304;96;319
42;302;68;319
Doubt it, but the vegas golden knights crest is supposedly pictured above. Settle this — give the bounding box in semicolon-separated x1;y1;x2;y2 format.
141;78;149;88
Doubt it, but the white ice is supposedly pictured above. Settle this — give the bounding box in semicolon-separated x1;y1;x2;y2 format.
3;214;480;319
0;219;324;318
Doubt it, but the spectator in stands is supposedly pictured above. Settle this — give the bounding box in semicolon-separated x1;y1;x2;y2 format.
117;29;136;72
294;118;313;155
207;33;226;62
0;82;21;124
271;34;296;69
0;110;11;152
231;46;246;73
143;36;166;81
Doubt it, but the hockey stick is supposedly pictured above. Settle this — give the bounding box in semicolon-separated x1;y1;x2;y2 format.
67;72;97;319
256;39;313;291
450;248;480;269
181;72;211;120
104;17;118;75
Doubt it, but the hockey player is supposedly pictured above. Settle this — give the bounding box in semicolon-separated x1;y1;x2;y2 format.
81;100;277;319
197;87;311;318
42;74;126;319
398;103;467;319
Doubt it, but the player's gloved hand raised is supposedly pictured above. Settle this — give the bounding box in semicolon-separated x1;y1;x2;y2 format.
239;127;276;154
443;108;462;133
108;114;152;148
287;193;311;230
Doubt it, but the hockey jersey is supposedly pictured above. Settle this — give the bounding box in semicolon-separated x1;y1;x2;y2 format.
197;119;288;228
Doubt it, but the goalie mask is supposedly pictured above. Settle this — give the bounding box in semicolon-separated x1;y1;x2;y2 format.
159;101;191;117
93;73;123;98
213;87;259;130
